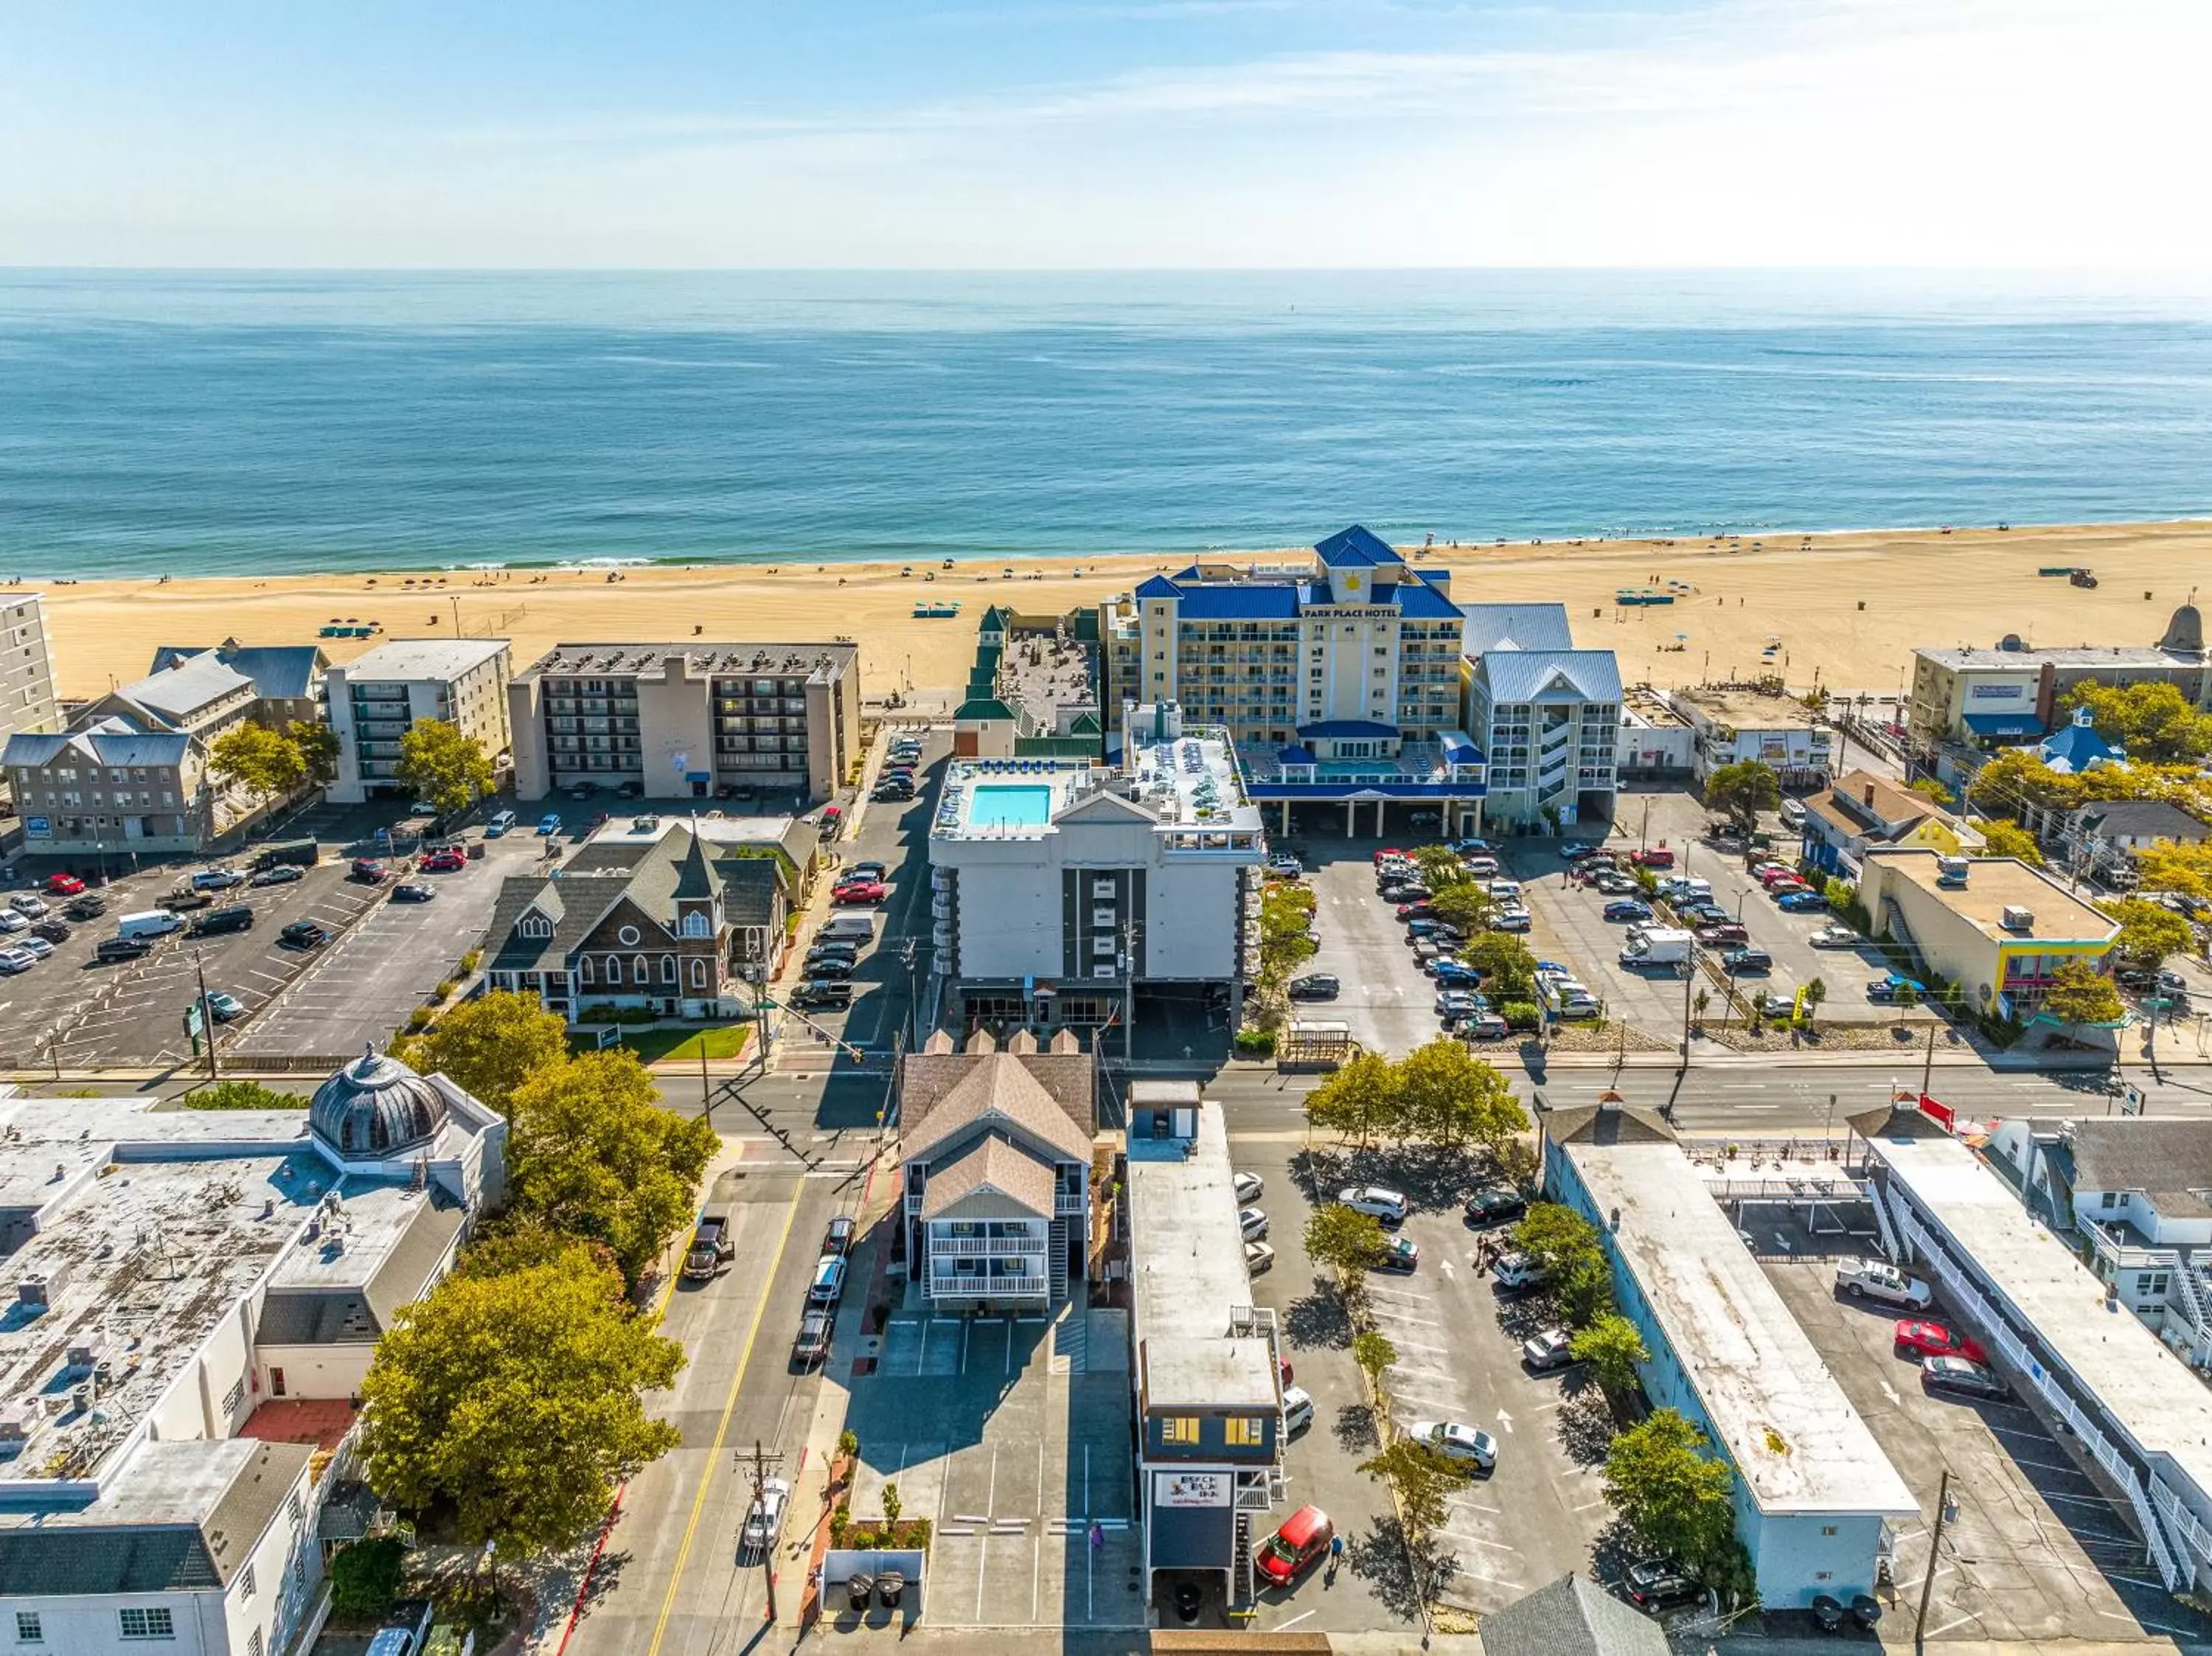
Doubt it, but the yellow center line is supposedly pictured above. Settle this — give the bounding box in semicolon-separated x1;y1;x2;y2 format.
642;1178;804;1656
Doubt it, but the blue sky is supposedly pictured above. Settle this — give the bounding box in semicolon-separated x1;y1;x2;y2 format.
1;0;2201;266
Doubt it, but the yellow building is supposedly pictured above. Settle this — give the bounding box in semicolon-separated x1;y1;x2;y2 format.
1859;848;2117;1020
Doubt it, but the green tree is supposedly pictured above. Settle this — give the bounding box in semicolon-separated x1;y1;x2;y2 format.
1975;818;2045;867
1352;1329;1398;1399
2062;681;2212;764
2138;838;2212;901
180;1079;305;1110
1907;777;1952;805
2099;897;2194;975
1411;845;1470;890
1426;882;1497;935
1459;930;1537;1000
2040;959;2124;1029
395;717;496;817
208;720;307;806
1603;1409;1739;1579
359;1251;684;1563
1703;759;1781;833
327;1538;407;1621
1801;976;1827;1032
1692;987;1711;1030
287;719;342;787
453;1226;621;1287
1965;749;2076;824
1571;1312;1649;1399
1304;1050;1399;1147
1358;1438;1460;1540
1304;1203;1389;1295
1514;1203;1614;1326
1254;883;1319;1014
1393;1037;1528;1152
880;1481;902;1525
506;1050;720;1289
394;989;569;1110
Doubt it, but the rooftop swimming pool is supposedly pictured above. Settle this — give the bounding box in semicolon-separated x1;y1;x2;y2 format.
965;782;1054;830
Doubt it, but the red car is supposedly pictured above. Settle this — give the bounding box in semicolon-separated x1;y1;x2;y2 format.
1395;902;1435;922
45;874;86;895
1759;867;1805;888
1894;1318;1988;1365
1630;847;1675;869
832;880;886;904
420;850;466;873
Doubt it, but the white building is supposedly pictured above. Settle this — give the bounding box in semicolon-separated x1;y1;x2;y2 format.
0;1052;505;1656
0;594;60;754
928;702;1265;1033
324;638;514;804
897;1030;1095;1312
1661;686;1833;787
1460;602;1621;831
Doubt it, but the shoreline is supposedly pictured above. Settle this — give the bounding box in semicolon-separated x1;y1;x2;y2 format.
19;516;2212;704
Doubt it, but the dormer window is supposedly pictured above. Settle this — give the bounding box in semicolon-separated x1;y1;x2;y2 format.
519;911;553;940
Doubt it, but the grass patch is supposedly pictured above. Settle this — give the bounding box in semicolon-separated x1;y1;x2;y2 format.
597;1024;754;1064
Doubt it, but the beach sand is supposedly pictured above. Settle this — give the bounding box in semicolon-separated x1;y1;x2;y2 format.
21;520;2212;704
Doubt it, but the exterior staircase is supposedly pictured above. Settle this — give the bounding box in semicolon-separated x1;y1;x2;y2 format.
1232;1514;1255;1607
1050;1217;1071;1307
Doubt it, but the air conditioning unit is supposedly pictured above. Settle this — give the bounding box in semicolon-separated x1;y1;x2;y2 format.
1092;965;1116;979
1091;880;1119;900
2000;905;2034;930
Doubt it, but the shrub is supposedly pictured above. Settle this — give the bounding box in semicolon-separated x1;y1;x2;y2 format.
405;1006;435;1031
459;948;483;973
434;978;459;1003
1233;1028;1277;1057
181;1080;305;1110
1500;1001;1540;1031
329;1537;406;1622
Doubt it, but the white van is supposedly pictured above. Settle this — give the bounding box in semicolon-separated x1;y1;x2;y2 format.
821;914;877;944
1281;1385;1315;1436
116;910;184;940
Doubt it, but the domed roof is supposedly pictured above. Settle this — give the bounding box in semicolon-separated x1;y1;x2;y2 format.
310;1045;448;1161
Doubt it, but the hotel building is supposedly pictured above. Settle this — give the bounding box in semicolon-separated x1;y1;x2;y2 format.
324;637;513;803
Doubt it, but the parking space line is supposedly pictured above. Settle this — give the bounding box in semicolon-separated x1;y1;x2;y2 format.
975;1444;997;1621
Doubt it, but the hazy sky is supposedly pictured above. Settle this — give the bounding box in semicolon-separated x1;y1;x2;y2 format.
2;0;2202;268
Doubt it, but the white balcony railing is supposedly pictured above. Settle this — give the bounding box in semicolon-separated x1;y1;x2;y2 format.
1057;1191;1086;1215
931;1276;1048;1298
929;1234;1046;1257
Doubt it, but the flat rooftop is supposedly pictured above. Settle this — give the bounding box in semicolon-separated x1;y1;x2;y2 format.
1127;1103;1277;1410
936;726;1261;843
1668;686;1820;731
1865;1124;2212;1517
521;641;855;680
1564;1136;1917;1517
338;636;509;681
1870;849;2118;945
1622;688;1688;728
1920;644;2198;671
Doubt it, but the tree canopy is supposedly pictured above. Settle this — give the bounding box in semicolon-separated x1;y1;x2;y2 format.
208;720;307;804
2040;959;2124;1028
1301;1040;1527;1152
1359;1438;1459;1540
397;989;570;1110
1458;930;1537;1000
1512;1202;1614;1327
1703;759;1781;832
2061;681;2212;764
1604;1409;1739;1582
1252;883;1318;1020
2099;898;2194;973
2138;838;2212;902
1304;1203;1389;1293
395;717;496;816
287;720;342;786
1426;883;1496;935
505;1050;719;1288
1571;1312;1649;1398
1303;1051;1398;1147
360;1250;684;1561
1974;818;2045;866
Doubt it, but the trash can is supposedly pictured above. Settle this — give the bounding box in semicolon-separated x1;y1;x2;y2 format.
877;1570;905;1610
1811;1594;1844;1632
1850;1593;1882;1629
845;1573;874;1613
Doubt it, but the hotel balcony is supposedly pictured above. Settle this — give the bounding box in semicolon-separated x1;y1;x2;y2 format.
930;1275;1049;1300
928;1234;1047;1257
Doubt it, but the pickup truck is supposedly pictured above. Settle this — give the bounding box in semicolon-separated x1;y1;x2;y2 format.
682;1214;734;1280
162;886;215;911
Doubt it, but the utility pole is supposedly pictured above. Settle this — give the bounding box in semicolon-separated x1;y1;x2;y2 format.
1915;1469;1954;1641
194;950;220;1085
1919;1020;1936;1099
740;1439;786;1623
700;1042;713;1120
1679;947;1697;1071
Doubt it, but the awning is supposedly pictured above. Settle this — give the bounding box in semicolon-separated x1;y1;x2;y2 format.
1963;712;2044;738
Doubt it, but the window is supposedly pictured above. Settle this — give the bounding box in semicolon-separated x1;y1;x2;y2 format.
690;958;709;988
223;1377;246;1415
1820;1524;1838;1537
240;1562;257;1601
604;955;622;984
15;1612;41;1643
2139;1272;2171;1297
1225;1416;1265;1447
287;1489;304;1528
1160;1416;1199;1445
681;910;710;938
521;912;553;940
616;924;641;946
118;1607;175;1639
579;956;595;984
660;955;678;984
2101;1191;2118;1209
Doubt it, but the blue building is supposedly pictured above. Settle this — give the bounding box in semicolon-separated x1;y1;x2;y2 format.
1543;1101;1916;1608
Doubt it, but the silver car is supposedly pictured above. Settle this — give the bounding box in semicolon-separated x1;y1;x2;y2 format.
741;1477;790;1555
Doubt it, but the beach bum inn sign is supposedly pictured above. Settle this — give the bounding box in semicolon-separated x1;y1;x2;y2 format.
1154;1472;1230;1508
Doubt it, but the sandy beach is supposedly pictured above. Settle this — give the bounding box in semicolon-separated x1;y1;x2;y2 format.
21;519;2212;705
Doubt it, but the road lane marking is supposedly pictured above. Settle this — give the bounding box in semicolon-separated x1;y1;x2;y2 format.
641;1179;802;1656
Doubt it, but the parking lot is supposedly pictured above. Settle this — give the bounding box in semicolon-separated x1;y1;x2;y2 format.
232;832;548;1060
1759;1242;2212;1645
843;1307;1144;1630
1298;849;1450;1057
1234;1135;1614;1631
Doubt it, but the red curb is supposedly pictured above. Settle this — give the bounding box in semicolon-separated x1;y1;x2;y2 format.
553;1476;625;1652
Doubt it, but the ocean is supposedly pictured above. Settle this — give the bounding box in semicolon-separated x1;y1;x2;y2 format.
3;269;2211;579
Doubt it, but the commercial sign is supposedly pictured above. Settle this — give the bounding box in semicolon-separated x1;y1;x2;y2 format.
1153;1471;1230;1509
24;816;48;836
1969;683;2027;701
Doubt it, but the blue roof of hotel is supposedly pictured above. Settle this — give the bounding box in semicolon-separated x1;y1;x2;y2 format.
1276;745;1317;766
1478;650;1622;704
1394;581;1464;621
1134;575;1182;600
1298;719;1400;739
1175;585;1301;620
1314;525;1397;568
1440;732;1480;757
1463;602;1573;655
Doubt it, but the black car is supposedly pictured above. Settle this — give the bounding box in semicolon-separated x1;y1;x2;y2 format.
872;781;915;802
1623;1558;1703;1615
804;947;861;972
279;920;331;949
1921;1355;2008;1401
248;865;305;887
95;936;150;964
822;1216;855;1256
390;883;437;903
1379;883;1432;904
65;895;108;920
805;955;858;978
1463;1186;1527;1227
789;981;853;1009
29;919;69;944
793;1308;834;1366
187;905;254;937
1719;946;1773;975
616;780;644;799
1288;973;1340;1001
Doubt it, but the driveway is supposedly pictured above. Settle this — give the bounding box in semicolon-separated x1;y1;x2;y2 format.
1298;847;1450;1059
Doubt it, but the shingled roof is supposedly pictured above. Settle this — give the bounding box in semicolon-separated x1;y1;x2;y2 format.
919;1134;1058;1220
901;1051;1093;1165
1481;1573;1669;1656
2065;1118;2212;1217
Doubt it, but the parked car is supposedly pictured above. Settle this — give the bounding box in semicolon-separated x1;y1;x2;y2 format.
94;936;150;964
389;883;437;903
0;911;34;935
248;865;305;886
832;880;887;904
805;955;858;979
351;858;391;883
0;947;36;975
189;868;245;891
793;1309;834;1366
1629;847;1675;869
1776;890;1829;914
1560;843;1600;860
420;849;467;873
1491;908;1532;933
29;919;69;944
1435;990;1484;1019
188;905;254;937
1280;1384;1314;1435
1492;1250;1548;1293
1867;973;1928;1003
1256;1505;1335;1587
279;920;331;949
1233;1171;1265;1204
1288;973;1340;1001
44;873;86;895
65;894;108;920
1754;990;1796;1020
843;861;888;883
809;1255;847;1306
1622;1557;1704;1615
485;810;518;836
7;894;48;917
740;1477;791;1554
1604;900;1654;922
1377;1236;1419;1273
1407;1419;1498;1472
13;936;52;959
1239;1207;1270;1242
1835;1257;1933;1309
1336;1186;1410;1225
789;981;853;1009
1921;1355;2008;1401
1244;1240;1276;1276
1265;855;1304;880
1522;1328;1576;1371
537;813;563;836
1694;922;1747;945
872;779;915;801
1719;946;1773;975
200;990;246;1022
1895;1318;1988;1365
1810;925;1860;948
1396;900;1436;922
1429;961;1481;989
1461;1013;1512;1042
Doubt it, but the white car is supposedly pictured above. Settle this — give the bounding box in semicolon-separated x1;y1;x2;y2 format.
14;936;53;959
1234;1171;1265;1204
1245;1240;1277;1276
1492;909;1533;933
740;1476;790;1554
7;894;48;916
1239;1207;1270;1242
1809;925;1861;948
1486;879;1523;900
0;947;36;975
1281;1384;1315;1436
1408;1419;1498;1472
1335;1186;1410;1225
0;912;26;933
1492;1250;1548;1291
1834;1257;1933;1309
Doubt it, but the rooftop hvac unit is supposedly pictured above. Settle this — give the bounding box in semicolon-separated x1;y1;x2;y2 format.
18;1262;72;1309
65;1341;101;1374
0;1402;38;1441
2000;905;2035;930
